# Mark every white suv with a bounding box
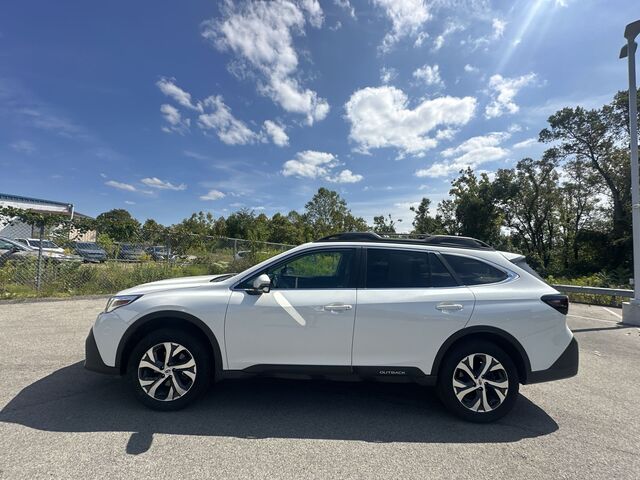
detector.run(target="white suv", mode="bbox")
[85,232,578,422]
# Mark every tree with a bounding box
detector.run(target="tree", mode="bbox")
[410,198,444,234]
[372,214,397,234]
[95,209,140,242]
[304,188,367,238]
[539,91,639,266]
[141,219,167,245]
[454,169,502,243]
[493,156,561,272]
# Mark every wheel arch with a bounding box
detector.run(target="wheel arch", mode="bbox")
[115,310,223,380]
[432,326,532,384]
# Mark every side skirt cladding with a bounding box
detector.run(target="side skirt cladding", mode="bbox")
[223,364,436,385]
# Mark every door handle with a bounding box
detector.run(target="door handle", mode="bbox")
[324,303,353,312]
[436,303,464,312]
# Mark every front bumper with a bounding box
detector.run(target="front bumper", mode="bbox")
[526,337,579,384]
[85,328,120,375]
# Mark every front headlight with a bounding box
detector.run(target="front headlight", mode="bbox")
[105,295,142,313]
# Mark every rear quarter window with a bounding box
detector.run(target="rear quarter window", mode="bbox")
[442,254,508,286]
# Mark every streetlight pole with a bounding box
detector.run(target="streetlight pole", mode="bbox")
[621,20,640,325]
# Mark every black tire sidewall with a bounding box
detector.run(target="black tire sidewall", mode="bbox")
[437,340,519,423]
[126,328,212,411]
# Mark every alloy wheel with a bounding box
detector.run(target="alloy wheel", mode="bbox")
[452,353,509,413]
[137,342,197,401]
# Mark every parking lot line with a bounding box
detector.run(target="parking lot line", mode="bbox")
[602,307,622,319]
[567,313,620,324]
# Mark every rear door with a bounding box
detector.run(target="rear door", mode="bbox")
[352,247,475,377]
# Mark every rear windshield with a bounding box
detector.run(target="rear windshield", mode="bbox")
[441,254,508,285]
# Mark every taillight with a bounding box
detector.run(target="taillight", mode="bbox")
[541,294,569,315]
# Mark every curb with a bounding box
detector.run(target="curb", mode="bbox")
[0,294,110,305]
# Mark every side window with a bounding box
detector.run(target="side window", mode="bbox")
[241,249,355,290]
[365,249,457,288]
[442,254,508,285]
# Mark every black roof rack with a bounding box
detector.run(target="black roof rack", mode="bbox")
[315,232,494,250]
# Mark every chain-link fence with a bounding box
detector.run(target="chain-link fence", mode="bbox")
[0,221,294,299]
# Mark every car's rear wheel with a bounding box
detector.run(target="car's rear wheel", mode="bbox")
[127,328,211,410]
[436,340,519,422]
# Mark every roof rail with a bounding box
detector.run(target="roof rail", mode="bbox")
[314,231,494,250]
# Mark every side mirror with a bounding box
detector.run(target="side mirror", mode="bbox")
[251,274,271,294]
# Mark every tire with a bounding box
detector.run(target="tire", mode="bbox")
[436,340,519,423]
[126,328,212,411]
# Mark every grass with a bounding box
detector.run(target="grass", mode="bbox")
[0,249,281,299]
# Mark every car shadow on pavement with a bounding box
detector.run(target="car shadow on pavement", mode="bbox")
[1,362,559,454]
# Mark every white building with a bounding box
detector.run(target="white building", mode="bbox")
[0,192,96,241]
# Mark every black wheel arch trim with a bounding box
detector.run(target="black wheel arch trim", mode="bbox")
[431,325,533,383]
[115,310,224,380]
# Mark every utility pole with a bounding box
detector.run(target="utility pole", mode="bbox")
[620,20,640,325]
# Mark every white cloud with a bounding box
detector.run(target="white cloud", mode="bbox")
[329,20,342,31]
[413,64,444,87]
[160,104,190,134]
[380,66,397,84]
[464,64,479,73]
[200,189,226,201]
[156,77,201,111]
[281,150,363,182]
[10,140,36,154]
[105,180,137,192]
[513,137,538,149]
[344,86,476,157]
[372,0,431,52]
[157,80,286,146]
[141,177,187,191]
[432,22,464,51]
[415,132,510,178]
[299,0,324,27]
[485,73,536,118]
[492,18,506,39]
[327,169,363,183]
[198,95,259,145]
[203,0,329,125]
[124,201,136,205]
[262,120,289,146]
[334,0,355,18]
[282,150,338,178]
[414,31,429,47]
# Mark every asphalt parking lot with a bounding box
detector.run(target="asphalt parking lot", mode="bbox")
[0,298,639,479]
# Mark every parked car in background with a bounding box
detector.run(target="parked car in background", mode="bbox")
[115,243,145,262]
[0,236,82,265]
[145,245,175,262]
[15,238,65,254]
[71,242,107,263]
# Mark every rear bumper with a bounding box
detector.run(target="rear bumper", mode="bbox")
[526,337,579,384]
[85,329,120,375]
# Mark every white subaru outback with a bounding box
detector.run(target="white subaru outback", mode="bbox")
[85,232,578,422]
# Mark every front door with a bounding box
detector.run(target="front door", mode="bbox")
[225,248,358,370]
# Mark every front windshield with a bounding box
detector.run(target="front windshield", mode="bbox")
[31,240,58,249]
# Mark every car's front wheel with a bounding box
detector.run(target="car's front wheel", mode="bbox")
[127,328,212,410]
[436,340,519,423]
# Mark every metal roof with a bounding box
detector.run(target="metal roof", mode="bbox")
[0,192,72,208]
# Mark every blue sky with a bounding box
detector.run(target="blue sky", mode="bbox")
[0,0,636,230]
